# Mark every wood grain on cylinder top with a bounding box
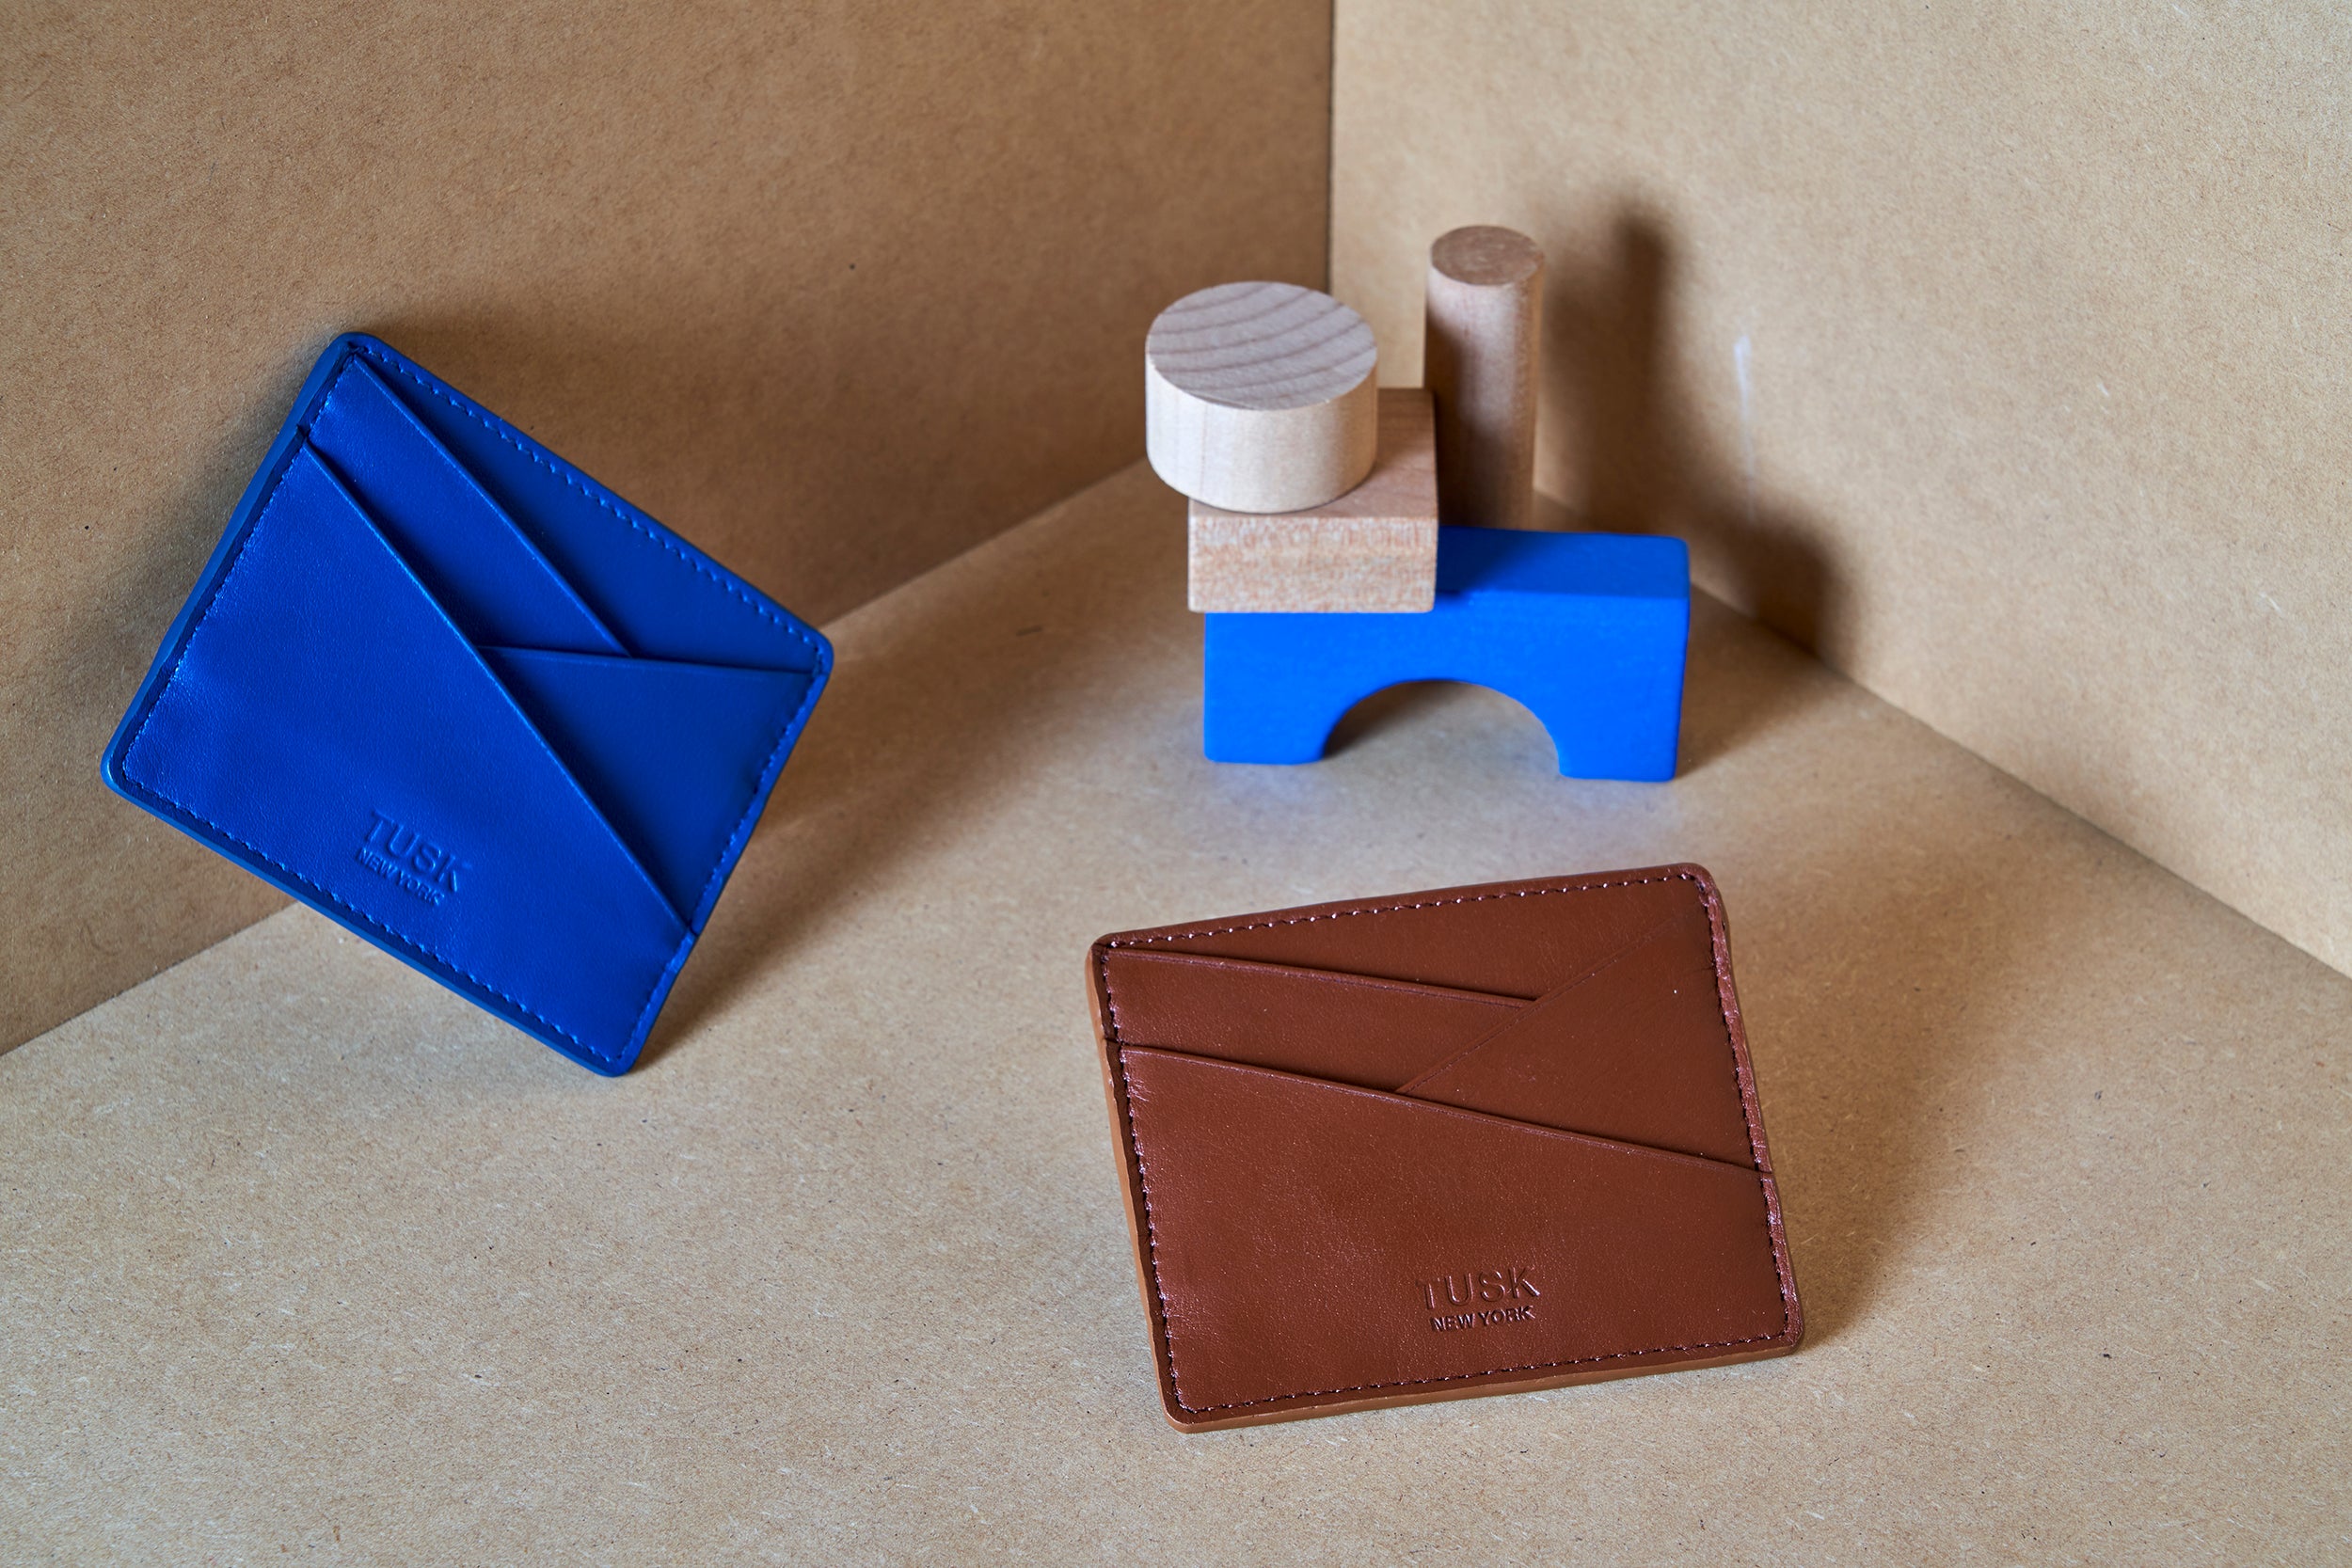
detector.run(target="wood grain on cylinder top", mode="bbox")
[1148,282,1377,409]
[1146,281,1379,514]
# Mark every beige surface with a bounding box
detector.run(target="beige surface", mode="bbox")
[0,0,1330,1051]
[1186,388,1437,612]
[1331,2,2352,980]
[7,465,2346,1562]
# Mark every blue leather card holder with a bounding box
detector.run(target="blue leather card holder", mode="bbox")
[103,334,832,1074]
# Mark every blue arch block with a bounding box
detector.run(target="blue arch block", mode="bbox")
[1202,527,1690,780]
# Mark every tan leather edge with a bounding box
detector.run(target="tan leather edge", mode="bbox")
[1088,938,1193,1429]
[1156,1326,1803,1433]
[1687,863,1807,1354]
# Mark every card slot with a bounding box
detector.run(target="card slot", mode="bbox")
[1107,947,1536,1006]
[1124,869,1708,1000]
[1114,1044,1791,1418]
[1119,1044,1759,1178]
[477,645,818,925]
[1103,947,1527,1088]
[479,645,821,679]
[296,445,691,927]
[358,341,822,672]
[1394,906,1692,1095]
[1400,896,1757,1166]
[308,403,816,925]
[308,356,625,654]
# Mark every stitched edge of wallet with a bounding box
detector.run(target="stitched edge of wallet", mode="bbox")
[1096,868,1799,1417]
[115,341,828,1070]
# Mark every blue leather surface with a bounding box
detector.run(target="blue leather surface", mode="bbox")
[1202,528,1688,780]
[103,335,832,1073]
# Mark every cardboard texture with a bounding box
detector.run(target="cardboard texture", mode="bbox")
[5,467,2345,1561]
[1331,2,2352,980]
[0,0,1330,1052]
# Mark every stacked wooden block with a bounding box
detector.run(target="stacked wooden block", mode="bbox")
[1146,230,1692,782]
[1149,281,1433,613]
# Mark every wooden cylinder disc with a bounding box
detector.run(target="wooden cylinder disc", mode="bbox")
[1146,281,1379,514]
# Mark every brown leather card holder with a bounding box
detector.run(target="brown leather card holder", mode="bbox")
[1087,864,1802,1431]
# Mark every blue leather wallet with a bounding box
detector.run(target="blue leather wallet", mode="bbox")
[103,334,832,1074]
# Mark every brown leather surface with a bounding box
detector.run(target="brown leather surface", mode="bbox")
[1089,864,1802,1430]
[1399,893,1757,1164]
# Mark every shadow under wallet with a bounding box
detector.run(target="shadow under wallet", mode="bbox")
[1089,864,1802,1430]
[104,335,832,1074]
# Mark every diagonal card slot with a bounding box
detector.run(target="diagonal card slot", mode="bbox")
[1397,898,1756,1165]
[288,441,682,926]
[358,345,819,671]
[479,647,816,927]
[1123,870,1706,998]
[287,445,687,925]
[308,355,624,654]
[1115,1046,1790,1419]
[115,444,688,1059]
[1393,907,1690,1092]
[1102,947,1524,1088]
[1121,1043,1755,1174]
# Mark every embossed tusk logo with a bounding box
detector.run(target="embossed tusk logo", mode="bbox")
[1422,1266,1540,1332]
[355,810,471,907]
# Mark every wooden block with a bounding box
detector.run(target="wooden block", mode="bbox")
[1147,281,1378,514]
[1203,528,1690,781]
[1425,227,1544,531]
[1186,388,1438,613]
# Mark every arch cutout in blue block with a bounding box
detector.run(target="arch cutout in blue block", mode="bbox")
[1202,527,1689,781]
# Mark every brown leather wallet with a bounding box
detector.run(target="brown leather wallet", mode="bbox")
[1087,864,1802,1431]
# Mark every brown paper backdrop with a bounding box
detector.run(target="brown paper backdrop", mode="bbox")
[1332,2,2352,978]
[0,0,1330,1050]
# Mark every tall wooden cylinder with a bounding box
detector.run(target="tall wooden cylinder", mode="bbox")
[1424,226,1544,531]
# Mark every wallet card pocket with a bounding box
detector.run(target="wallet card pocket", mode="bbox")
[307,355,623,654]
[1396,895,1758,1163]
[1101,948,1525,1088]
[1119,1047,1790,1419]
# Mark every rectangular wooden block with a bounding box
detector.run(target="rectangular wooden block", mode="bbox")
[1187,388,1438,612]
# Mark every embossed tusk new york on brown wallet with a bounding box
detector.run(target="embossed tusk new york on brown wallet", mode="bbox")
[1087,864,1802,1431]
